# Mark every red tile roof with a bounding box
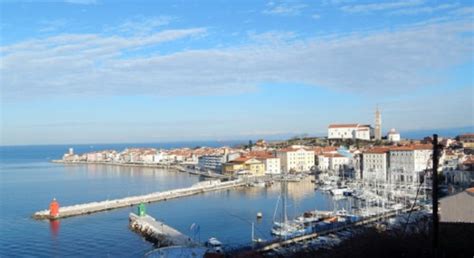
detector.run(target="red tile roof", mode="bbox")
[322,153,345,158]
[312,146,338,155]
[328,124,359,128]
[390,144,432,151]
[278,147,308,152]
[364,147,390,154]
[247,151,273,158]
[230,157,251,163]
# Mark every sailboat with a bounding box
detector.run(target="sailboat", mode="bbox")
[271,180,306,238]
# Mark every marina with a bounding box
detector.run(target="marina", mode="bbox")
[258,205,424,253]
[2,141,464,257]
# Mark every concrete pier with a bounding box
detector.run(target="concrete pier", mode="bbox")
[129,213,197,247]
[33,180,245,220]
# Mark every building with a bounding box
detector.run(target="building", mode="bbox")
[362,147,390,183]
[198,152,239,172]
[458,133,474,149]
[387,128,401,143]
[389,145,432,185]
[444,169,474,186]
[440,188,474,223]
[246,151,281,175]
[260,157,281,174]
[374,106,382,141]
[276,147,315,173]
[318,153,349,172]
[198,155,227,172]
[328,124,372,141]
[222,157,265,177]
[460,155,474,171]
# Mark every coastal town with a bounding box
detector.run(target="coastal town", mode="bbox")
[49,108,474,257]
[59,108,474,189]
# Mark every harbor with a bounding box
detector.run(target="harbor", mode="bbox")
[4,135,470,257]
[32,158,436,257]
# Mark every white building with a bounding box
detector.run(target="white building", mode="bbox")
[387,128,401,142]
[259,157,281,174]
[362,148,390,183]
[328,124,373,141]
[318,155,330,171]
[389,145,432,185]
[154,151,170,163]
[318,153,349,172]
[276,147,315,173]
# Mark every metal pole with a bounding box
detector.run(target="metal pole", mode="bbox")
[432,134,439,258]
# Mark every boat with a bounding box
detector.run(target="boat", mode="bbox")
[251,181,266,187]
[271,180,308,238]
[319,185,333,191]
[205,237,223,253]
[294,211,323,224]
[343,189,353,196]
[324,216,338,223]
[335,208,348,216]
[330,188,348,196]
[271,221,306,237]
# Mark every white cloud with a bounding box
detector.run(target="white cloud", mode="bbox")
[1,20,472,101]
[263,2,307,16]
[111,16,175,35]
[311,14,321,19]
[38,19,69,33]
[247,31,297,44]
[341,0,425,13]
[451,6,474,16]
[390,3,459,15]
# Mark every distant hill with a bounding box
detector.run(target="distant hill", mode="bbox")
[400,126,474,139]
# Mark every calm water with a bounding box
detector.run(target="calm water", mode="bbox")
[0,143,340,257]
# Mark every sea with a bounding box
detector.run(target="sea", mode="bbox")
[0,142,345,257]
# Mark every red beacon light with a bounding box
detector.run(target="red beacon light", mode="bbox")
[49,198,60,219]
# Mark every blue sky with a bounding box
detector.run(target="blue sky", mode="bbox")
[1,0,473,145]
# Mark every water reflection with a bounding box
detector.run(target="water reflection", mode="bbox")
[239,177,317,202]
[49,219,60,237]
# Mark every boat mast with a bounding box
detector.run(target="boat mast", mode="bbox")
[251,222,255,242]
[281,180,288,225]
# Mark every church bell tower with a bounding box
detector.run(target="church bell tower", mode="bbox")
[375,105,382,140]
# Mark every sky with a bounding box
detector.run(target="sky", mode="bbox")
[0,0,473,145]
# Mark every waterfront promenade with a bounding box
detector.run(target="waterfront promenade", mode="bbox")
[33,180,245,220]
[52,160,228,179]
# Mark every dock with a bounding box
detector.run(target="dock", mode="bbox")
[33,180,245,220]
[129,213,197,247]
[258,206,423,253]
